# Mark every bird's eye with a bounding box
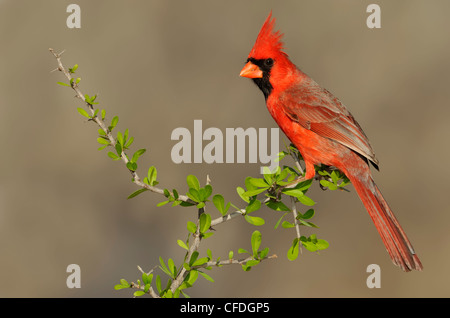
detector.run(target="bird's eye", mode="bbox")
[264,58,274,67]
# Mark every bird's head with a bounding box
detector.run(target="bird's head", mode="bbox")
[240,12,297,99]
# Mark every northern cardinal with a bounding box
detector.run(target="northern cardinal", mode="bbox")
[240,12,422,272]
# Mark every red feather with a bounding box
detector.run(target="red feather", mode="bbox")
[248,11,285,59]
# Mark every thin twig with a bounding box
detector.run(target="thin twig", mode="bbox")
[170,208,204,293]
[210,210,245,227]
[49,48,194,204]
[291,150,304,175]
[291,197,303,254]
[192,254,278,270]
[49,48,279,298]
[131,281,160,298]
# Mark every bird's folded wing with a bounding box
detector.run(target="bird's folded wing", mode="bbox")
[279,85,379,167]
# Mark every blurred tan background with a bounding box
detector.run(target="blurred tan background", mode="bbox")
[0,0,449,298]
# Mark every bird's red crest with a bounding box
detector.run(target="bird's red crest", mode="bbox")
[248,11,285,59]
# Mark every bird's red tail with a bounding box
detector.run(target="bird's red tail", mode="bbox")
[349,176,423,272]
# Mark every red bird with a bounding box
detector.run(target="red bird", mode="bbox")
[240,12,422,272]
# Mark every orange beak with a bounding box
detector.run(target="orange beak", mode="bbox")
[239,61,263,78]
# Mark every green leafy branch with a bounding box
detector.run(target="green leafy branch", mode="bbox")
[50,48,352,298]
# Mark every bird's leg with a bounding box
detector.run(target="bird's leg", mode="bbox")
[283,176,306,189]
[274,175,306,200]
[273,161,315,200]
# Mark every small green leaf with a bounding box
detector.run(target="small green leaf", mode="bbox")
[157,200,169,207]
[244,215,265,226]
[316,239,330,250]
[301,209,315,220]
[162,289,173,298]
[282,188,304,198]
[246,198,261,214]
[185,270,199,286]
[155,275,162,294]
[168,258,176,277]
[245,259,260,267]
[199,271,214,283]
[276,151,287,162]
[115,142,122,156]
[287,238,300,261]
[117,131,124,147]
[159,257,173,278]
[172,200,182,206]
[97,137,110,145]
[266,200,290,212]
[199,213,211,234]
[236,186,249,203]
[177,239,188,251]
[248,177,269,188]
[330,170,339,184]
[276,168,289,182]
[109,116,119,131]
[69,64,78,73]
[77,107,90,119]
[282,221,295,228]
[297,194,316,206]
[126,162,138,171]
[187,221,197,234]
[127,188,148,199]
[274,212,289,229]
[186,175,200,191]
[107,152,120,160]
[298,220,319,228]
[202,232,214,239]
[244,176,258,191]
[251,230,262,258]
[132,149,146,163]
[119,279,130,288]
[243,187,268,197]
[189,251,199,267]
[142,273,153,285]
[263,169,275,185]
[192,257,209,267]
[196,202,205,209]
[301,240,318,252]
[212,194,226,216]
[125,136,134,148]
[114,284,129,290]
[187,188,200,203]
[259,247,269,259]
[134,291,145,297]
[290,180,313,192]
[203,185,213,200]
[147,166,158,186]
[238,248,249,254]
[123,128,129,144]
[320,179,338,190]
[57,81,70,87]
[300,235,328,252]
